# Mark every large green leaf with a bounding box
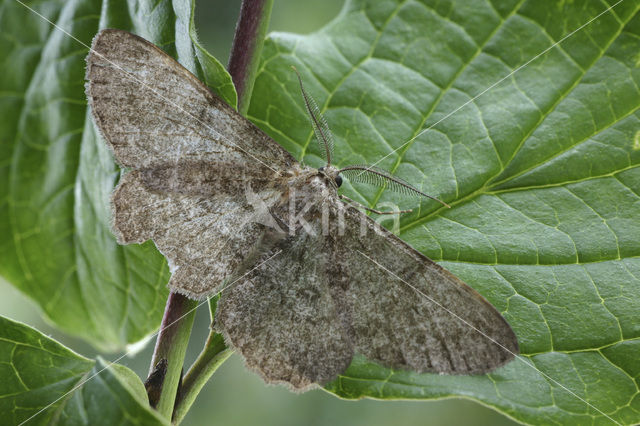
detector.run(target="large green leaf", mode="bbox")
[0,315,168,425]
[247,0,640,424]
[2,0,639,423]
[0,0,235,351]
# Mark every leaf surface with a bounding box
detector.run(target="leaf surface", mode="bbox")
[0,0,235,350]
[247,0,640,423]
[0,315,168,425]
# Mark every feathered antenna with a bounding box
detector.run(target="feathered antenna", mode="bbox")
[292,66,334,166]
[339,165,451,208]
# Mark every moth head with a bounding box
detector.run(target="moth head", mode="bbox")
[318,166,342,189]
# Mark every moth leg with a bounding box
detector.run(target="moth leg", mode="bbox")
[339,194,412,215]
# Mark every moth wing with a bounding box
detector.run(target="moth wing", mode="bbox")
[112,170,282,299]
[86,29,295,171]
[215,223,354,391]
[333,205,519,374]
[87,29,298,297]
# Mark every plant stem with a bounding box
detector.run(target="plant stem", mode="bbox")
[147,292,197,420]
[228,0,274,115]
[172,323,232,424]
[169,2,274,422]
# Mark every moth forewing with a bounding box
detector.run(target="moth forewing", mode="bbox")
[86,29,293,299]
[85,29,296,172]
[338,206,519,375]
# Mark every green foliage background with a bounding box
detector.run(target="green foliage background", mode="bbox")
[248,1,640,423]
[1,0,639,424]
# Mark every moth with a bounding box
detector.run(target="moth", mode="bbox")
[86,29,519,391]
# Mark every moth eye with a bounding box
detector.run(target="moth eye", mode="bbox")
[318,166,325,172]
[335,175,343,187]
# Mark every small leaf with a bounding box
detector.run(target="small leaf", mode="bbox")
[248,0,640,423]
[0,0,235,350]
[0,315,168,425]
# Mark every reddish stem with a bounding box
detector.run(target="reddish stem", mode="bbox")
[227,0,273,114]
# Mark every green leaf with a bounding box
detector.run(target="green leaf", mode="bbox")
[247,0,640,423]
[0,315,168,425]
[0,0,235,350]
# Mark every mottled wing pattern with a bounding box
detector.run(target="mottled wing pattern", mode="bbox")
[86,29,295,171]
[112,171,283,298]
[85,29,295,298]
[217,181,517,388]
[332,206,519,374]
[216,222,354,391]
